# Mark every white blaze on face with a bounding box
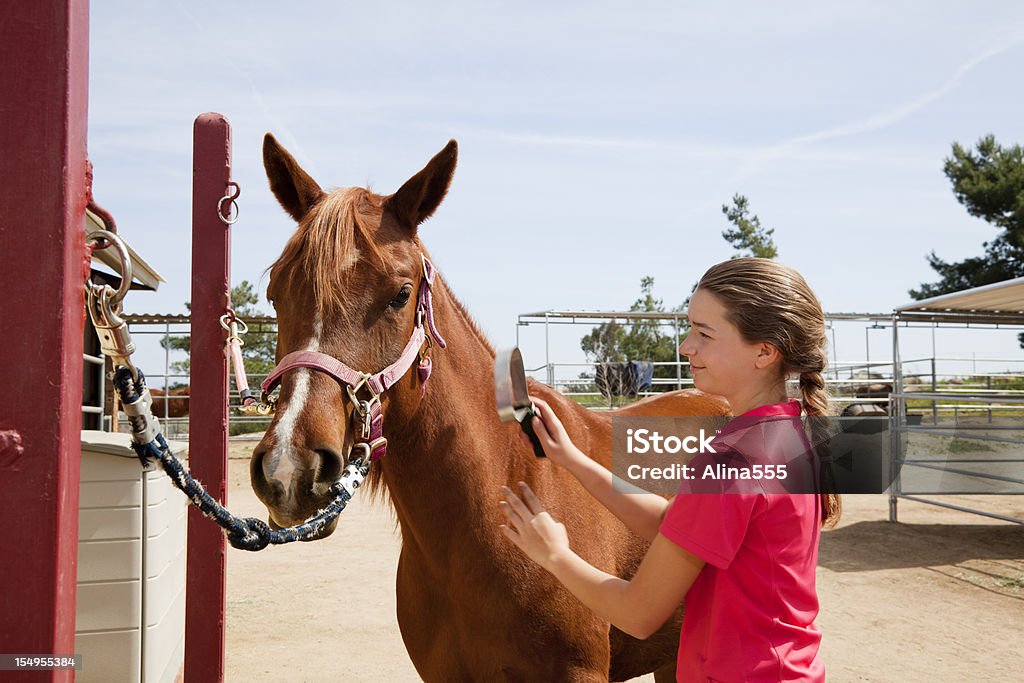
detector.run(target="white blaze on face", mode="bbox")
[267,317,323,487]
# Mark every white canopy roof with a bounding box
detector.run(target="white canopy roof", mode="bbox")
[895,276,1024,324]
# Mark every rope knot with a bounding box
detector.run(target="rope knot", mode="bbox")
[228,517,273,551]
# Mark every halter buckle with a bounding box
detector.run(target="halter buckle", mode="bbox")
[419,333,433,362]
[256,389,279,415]
[345,373,380,410]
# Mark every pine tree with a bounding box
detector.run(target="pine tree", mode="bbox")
[721,194,778,259]
[911,135,1024,299]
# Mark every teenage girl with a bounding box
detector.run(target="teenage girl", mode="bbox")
[498,258,838,682]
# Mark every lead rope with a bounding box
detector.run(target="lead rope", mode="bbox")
[87,228,369,551]
[116,366,368,551]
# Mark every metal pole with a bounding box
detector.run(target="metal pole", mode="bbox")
[831,325,838,382]
[889,315,901,523]
[545,312,553,386]
[0,2,89,677]
[987,374,993,423]
[186,113,232,683]
[164,321,171,422]
[674,316,681,390]
[865,326,870,373]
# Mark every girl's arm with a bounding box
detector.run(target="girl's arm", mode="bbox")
[500,482,704,640]
[529,397,670,542]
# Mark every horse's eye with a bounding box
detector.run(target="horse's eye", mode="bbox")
[389,284,413,309]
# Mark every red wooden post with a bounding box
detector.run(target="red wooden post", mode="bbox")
[0,1,90,680]
[187,113,232,683]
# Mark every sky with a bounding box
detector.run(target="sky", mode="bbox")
[87,1,1024,381]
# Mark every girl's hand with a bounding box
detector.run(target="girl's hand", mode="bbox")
[499,482,570,572]
[523,397,586,470]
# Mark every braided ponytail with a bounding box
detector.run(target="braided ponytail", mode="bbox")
[799,364,841,527]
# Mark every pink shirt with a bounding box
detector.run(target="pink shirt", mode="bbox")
[658,399,825,682]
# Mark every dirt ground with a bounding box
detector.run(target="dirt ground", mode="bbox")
[223,438,1024,682]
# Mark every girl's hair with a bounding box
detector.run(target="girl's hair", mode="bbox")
[695,257,841,528]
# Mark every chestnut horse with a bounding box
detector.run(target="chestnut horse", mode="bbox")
[148,387,189,418]
[250,134,730,682]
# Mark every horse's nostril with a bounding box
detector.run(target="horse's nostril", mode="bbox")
[314,447,343,483]
[252,443,276,482]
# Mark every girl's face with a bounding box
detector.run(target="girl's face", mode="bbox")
[679,288,776,400]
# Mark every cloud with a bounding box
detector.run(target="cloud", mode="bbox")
[436,124,752,165]
[731,32,1024,183]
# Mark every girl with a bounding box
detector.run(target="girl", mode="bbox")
[499,258,837,682]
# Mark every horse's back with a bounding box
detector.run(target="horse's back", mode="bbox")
[612,389,731,417]
[525,385,729,431]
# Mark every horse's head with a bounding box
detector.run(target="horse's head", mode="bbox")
[250,134,457,536]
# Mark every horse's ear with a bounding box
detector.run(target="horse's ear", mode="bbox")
[386,140,458,230]
[262,133,325,222]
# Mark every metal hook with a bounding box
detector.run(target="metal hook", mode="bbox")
[86,229,134,305]
[219,311,249,337]
[218,181,241,225]
[86,279,138,380]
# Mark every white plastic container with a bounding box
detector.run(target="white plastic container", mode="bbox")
[76,430,187,683]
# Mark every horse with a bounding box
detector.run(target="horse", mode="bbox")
[147,386,190,418]
[250,134,731,682]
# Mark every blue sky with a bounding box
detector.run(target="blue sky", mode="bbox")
[88,1,1024,377]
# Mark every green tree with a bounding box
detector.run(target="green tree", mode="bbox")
[721,194,778,259]
[580,320,626,364]
[621,276,685,367]
[911,135,1024,299]
[161,280,277,380]
[679,193,779,310]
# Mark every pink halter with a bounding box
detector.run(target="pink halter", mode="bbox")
[260,256,446,461]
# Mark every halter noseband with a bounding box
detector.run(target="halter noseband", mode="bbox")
[259,255,446,462]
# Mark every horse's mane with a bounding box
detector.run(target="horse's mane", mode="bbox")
[269,187,388,316]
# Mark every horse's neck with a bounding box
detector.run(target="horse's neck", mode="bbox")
[380,282,511,562]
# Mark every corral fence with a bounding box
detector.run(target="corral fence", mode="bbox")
[887,300,1024,525]
[108,314,279,438]
[105,308,1024,525]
